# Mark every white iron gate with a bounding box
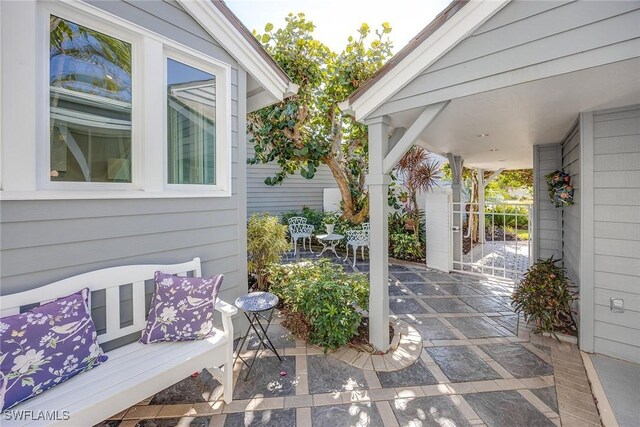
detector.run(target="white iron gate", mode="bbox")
[452,201,532,279]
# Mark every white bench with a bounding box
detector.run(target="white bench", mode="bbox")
[0,258,237,426]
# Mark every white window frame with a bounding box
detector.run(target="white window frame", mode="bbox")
[38,2,143,192]
[163,47,232,196]
[0,0,233,200]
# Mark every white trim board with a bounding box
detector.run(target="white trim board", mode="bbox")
[581,352,619,427]
[177,0,296,107]
[342,0,509,121]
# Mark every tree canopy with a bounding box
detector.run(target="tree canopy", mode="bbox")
[247,13,393,223]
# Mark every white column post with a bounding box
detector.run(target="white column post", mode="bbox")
[366,116,392,352]
[478,168,485,244]
[447,154,464,269]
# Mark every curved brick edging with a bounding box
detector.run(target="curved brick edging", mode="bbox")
[329,319,422,372]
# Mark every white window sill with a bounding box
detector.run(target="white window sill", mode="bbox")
[0,190,232,200]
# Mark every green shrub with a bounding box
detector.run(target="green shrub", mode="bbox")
[485,205,530,229]
[281,207,358,244]
[390,233,424,261]
[281,207,325,233]
[247,213,290,290]
[268,260,369,350]
[511,257,577,337]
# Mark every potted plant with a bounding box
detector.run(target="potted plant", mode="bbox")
[323,212,337,235]
[511,257,578,341]
[545,170,574,207]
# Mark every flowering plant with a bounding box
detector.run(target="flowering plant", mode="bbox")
[545,170,574,207]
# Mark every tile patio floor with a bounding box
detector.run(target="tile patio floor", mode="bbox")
[99,251,600,427]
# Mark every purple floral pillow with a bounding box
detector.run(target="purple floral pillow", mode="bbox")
[0,288,107,411]
[139,272,224,344]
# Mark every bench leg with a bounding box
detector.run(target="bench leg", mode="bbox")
[223,358,233,404]
[222,313,235,404]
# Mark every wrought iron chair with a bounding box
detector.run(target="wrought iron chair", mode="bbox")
[344,223,370,268]
[288,217,314,256]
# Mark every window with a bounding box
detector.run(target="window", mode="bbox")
[49,15,132,183]
[167,58,216,186]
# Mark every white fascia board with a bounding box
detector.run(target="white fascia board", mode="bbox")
[177,0,293,102]
[348,0,510,121]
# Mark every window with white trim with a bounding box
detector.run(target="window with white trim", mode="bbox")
[0,0,236,199]
[49,15,133,183]
[167,58,216,186]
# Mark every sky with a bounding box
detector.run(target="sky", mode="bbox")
[226,0,453,53]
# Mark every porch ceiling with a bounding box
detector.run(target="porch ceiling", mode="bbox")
[391,57,640,170]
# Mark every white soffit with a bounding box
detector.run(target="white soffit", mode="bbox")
[403,58,640,170]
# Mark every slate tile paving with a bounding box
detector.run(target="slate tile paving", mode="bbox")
[389,297,428,314]
[532,343,552,357]
[246,323,296,350]
[376,358,438,388]
[307,355,367,394]
[426,346,502,383]
[391,272,425,283]
[137,417,212,427]
[464,391,556,427]
[391,395,471,427]
[389,264,410,271]
[407,318,458,341]
[388,283,410,296]
[422,270,462,282]
[355,263,370,272]
[224,409,296,427]
[150,369,221,405]
[491,314,519,334]
[531,386,559,413]
[233,355,297,400]
[403,282,448,296]
[423,297,476,313]
[436,283,482,295]
[459,296,511,313]
[113,257,593,427]
[447,316,511,339]
[311,403,384,427]
[479,344,554,378]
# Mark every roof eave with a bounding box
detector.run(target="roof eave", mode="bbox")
[177,0,296,104]
[343,0,510,121]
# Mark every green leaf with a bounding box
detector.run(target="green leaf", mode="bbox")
[265,22,274,32]
[261,34,271,43]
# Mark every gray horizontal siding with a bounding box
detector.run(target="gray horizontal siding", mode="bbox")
[247,144,338,216]
[0,1,249,344]
[591,105,640,363]
[561,123,581,286]
[86,0,235,64]
[376,0,640,116]
[533,144,562,261]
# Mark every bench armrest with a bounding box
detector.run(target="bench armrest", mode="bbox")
[215,299,238,317]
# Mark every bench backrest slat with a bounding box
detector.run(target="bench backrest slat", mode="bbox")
[0,258,202,344]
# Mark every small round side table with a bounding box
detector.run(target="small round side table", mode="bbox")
[233,291,282,380]
[316,233,345,258]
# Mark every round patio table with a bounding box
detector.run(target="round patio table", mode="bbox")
[316,233,345,258]
[233,292,282,380]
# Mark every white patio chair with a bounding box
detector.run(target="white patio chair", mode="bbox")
[288,217,314,255]
[344,225,370,268]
